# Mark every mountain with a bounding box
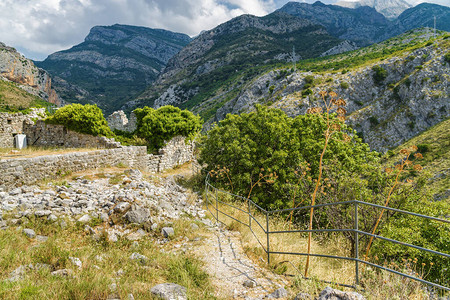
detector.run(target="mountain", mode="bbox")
[392,3,450,33]
[336,0,412,19]
[134,11,342,119]
[36,24,191,114]
[0,42,62,108]
[278,2,450,45]
[277,1,390,46]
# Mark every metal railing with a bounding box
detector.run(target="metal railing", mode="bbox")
[204,173,450,292]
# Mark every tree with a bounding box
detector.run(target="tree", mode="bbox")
[134,105,202,152]
[45,103,112,137]
[199,104,377,210]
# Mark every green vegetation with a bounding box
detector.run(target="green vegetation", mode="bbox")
[45,104,112,137]
[0,80,55,113]
[133,105,202,152]
[0,211,214,299]
[199,104,377,209]
[372,65,388,85]
[444,52,450,63]
[200,103,449,287]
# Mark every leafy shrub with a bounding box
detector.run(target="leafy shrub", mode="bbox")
[304,75,314,85]
[134,105,202,152]
[417,143,431,154]
[199,105,376,209]
[268,85,275,95]
[45,104,112,136]
[444,52,450,63]
[372,65,388,85]
[369,116,379,127]
[302,88,313,97]
[340,82,349,89]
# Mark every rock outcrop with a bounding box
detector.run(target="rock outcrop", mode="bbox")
[0,42,63,106]
[336,0,412,19]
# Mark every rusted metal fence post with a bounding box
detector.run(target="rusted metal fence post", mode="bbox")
[266,210,270,265]
[354,201,359,286]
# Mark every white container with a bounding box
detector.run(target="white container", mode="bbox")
[15,134,27,149]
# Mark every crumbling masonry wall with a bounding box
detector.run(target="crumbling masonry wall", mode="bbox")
[0,146,148,191]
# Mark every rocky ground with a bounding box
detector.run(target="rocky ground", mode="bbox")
[0,167,366,299]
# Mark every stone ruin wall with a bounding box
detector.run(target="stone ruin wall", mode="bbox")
[0,109,196,190]
[0,146,148,191]
[23,120,120,149]
[106,110,137,133]
[0,109,46,148]
[148,136,195,172]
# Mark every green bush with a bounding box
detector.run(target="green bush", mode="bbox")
[304,75,314,85]
[134,105,202,152]
[340,82,349,89]
[199,105,376,209]
[417,143,431,154]
[45,104,112,136]
[444,52,450,63]
[372,65,388,85]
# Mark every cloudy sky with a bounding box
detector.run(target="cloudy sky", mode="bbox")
[0,0,447,61]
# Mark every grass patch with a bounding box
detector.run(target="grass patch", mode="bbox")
[0,216,215,299]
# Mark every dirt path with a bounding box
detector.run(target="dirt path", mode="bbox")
[191,221,289,299]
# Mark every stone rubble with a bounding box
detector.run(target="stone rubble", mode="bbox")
[0,169,206,233]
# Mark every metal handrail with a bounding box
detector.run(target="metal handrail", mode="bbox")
[204,173,450,292]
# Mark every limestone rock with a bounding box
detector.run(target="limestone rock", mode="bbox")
[161,227,174,238]
[125,206,151,224]
[130,252,148,264]
[23,228,36,238]
[150,283,187,300]
[267,287,288,298]
[317,286,366,300]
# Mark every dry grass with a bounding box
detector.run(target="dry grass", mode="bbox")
[0,185,215,299]
[204,187,439,299]
[204,189,355,288]
[0,147,100,160]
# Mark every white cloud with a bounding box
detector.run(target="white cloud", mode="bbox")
[0,0,447,60]
[0,0,276,60]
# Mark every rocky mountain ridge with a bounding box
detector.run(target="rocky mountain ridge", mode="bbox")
[128,1,449,121]
[0,42,62,106]
[134,11,342,118]
[336,0,412,19]
[36,24,191,114]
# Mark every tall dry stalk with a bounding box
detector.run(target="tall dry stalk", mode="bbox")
[304,91,347,277]
[363,146,423,263]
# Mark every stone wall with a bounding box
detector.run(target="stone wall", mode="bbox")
[0,146,148,191]
[0,109,46,148]
[147,136,195,172]
[23,120,121,149]
[107,110,137,133]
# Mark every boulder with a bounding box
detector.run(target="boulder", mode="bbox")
[161,227,175,238]
[125,206,151,224]
[23,228,36,238]
[317,287,365,300]
[150,283,187,300]
[267,287,288,298]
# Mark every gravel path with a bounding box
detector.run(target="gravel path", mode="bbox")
[192,222,289,299]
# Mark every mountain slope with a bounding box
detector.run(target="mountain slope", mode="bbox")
[336,0,412,19]
[134,11,342,119]
[213,29,449,152]
[0,42,61,107]
[36,24,191,114]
